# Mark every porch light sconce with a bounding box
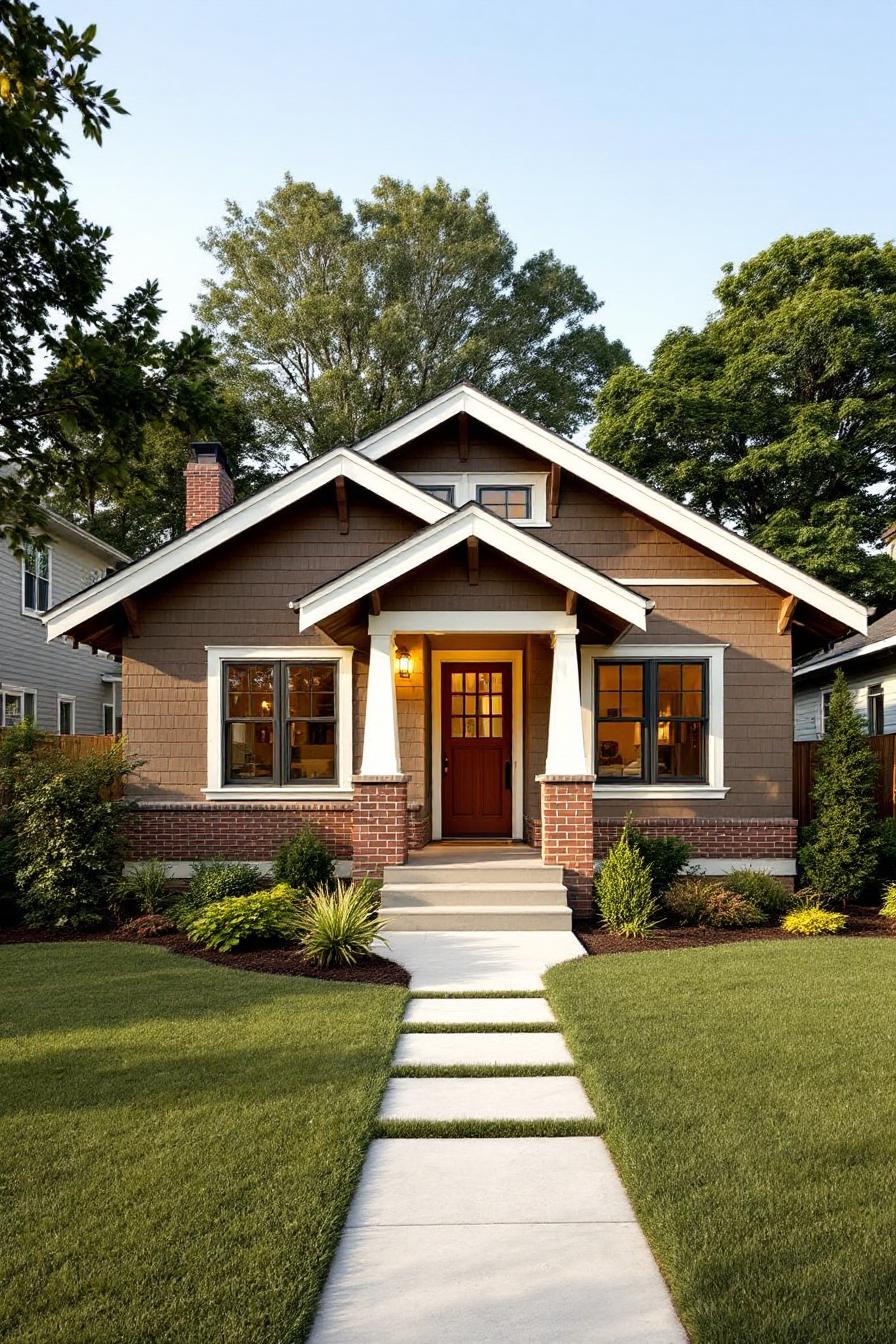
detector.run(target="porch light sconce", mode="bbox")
[396,646,412,679]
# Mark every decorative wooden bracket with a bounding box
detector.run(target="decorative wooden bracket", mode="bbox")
[457,411,470,462]
[121,597,140,638]
[466,536,480,585]
[369,588,382,616]
[565,589,578,616]
[777,594,798,635]
[335,475,349,535]
[549,463,561,518]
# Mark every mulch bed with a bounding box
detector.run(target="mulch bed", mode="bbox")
[575,903,893,956]
[0,924,410,985]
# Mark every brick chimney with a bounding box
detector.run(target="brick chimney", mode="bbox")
[185,442,234,530]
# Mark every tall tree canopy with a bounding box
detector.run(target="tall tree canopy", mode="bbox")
[589,231,896,603]
[198,175,630,457]
[0,2,220,547]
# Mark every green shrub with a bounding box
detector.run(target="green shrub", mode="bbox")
[170,860,265,930]
[596,828,658,937]
[185,884,302,952]
[115,858,170,919]
[723,868,793,917]
[273,826,335,891]
[627,827,692,897]
[880,884,896,920]
[296,879,385,966]
[10,739,135,929]
[800,670,880,905]
[664,876,766,928]
[781,905,847,936]
[877,818,896,881]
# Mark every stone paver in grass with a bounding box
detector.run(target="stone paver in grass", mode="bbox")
[379,1074,595,1122]
[403,996,556,1025]
[393,1029,573,1068]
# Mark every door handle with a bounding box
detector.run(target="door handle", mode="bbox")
[504,760,512,790]
[443,755,448,776]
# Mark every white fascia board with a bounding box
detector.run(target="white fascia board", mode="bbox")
[356,384,868,636]
[792,633,896,678]
[296,505,652,633]
[41,448,453,642]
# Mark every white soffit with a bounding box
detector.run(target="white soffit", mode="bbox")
[41,448,453,642]
[294,504,652,632]
[355,385,868,635]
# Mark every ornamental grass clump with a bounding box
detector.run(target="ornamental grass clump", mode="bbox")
[799,670,880,905]
[185,884,302,952]
[296,879,385,966]
[596,827,658,937]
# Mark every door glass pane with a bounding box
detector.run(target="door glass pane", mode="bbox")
[288,721,336,780]
[597,722,642,778]
[464,717,477,737]
[464,672,476,692]
[492,672,503,691]
[451,695,463,714]
[451,716,463,737]
[227,721,274,779]
[451,673,462,692]
[491,716,502,738]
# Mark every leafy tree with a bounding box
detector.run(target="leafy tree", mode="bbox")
[589,231,896,602]
[0,3,218,546]
[800,670,880,904]
[198,174,629,458]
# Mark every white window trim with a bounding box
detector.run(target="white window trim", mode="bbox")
[21,542,52,618]
[203,645,355,801]
[403,472,550,526]
[57,694,76,735]
[820,688,832,738]
[1,685,38,726]
[580,642,729,799]
[430,649,524,841]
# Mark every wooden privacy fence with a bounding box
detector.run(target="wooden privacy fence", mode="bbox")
[0,730,116,759]
[793,734,896,828]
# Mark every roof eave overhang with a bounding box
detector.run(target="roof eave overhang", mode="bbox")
[294,504,652,634]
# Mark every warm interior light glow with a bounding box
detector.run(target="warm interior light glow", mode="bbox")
[396,646,412,679]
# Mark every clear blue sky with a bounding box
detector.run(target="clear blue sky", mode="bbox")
[62,0,896,367]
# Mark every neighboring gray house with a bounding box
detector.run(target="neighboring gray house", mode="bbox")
[1,511,128,734]
[793,608,896,740]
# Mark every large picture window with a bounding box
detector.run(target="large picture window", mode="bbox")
[224,660,337,785]
[594,658,708,784]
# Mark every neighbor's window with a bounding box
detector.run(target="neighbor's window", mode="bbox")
[22,543,50,613]
[595,659,707,783]
[821,690,832,736]
[868,683,884,736]
[476,485,532,520]
[58,697,75,735]
[224,660,337,785]
[1,689,36,727]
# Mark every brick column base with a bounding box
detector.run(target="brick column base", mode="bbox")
[351,775,409,879]
[537,774,595,919]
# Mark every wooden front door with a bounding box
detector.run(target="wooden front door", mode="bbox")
[441,663,512,837]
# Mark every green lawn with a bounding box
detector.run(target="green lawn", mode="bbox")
[546,939,896,1344]
[0,943,405,1344]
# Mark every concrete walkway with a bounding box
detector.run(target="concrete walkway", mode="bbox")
[308,945,686,1344]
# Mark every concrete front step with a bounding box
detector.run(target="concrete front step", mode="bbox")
[381,882,570,908]
[379,1075,595,1122]
[384,862,563,887]
[403,997,557,1025]
[379,904,573,932]
[394,1031,573,1068]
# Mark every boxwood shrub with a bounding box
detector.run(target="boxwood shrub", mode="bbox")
[185,883,302,952]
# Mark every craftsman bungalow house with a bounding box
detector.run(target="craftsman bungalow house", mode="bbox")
[43,386,867,918]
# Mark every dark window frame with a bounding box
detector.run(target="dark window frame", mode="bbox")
[22,542,50,613]
[868,683,885,736]
[223,659,339,786]
[423,484,456,504]
[594,658,709,785]
[475,484,533,520]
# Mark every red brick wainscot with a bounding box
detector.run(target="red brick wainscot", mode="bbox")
[594,817,798,863]
[407,803,432,851]
[125,801,353,862]
[352,774,409,879]
[537,774,596,919]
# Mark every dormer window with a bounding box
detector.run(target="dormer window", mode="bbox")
[22,543,50,614]
[405,472,547,526]
[476,485,532,520]
[422,485,456,505]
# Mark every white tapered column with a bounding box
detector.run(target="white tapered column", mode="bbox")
[544,631,589,775]
[360,633,401,775]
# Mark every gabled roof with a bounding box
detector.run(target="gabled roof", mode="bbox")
[352,383,869,636]
[42,507,130,566]
[793,606,896,679]
[293,503,653,633]
[42,447,452,642]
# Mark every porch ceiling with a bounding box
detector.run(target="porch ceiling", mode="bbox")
[292,503,653,636]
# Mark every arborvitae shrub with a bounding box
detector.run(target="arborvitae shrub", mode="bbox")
[596,826,657,937]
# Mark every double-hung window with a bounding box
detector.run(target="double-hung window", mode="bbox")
[867,684,884,736]
[595,658,708,783]
[22,543,50,614]
[1,688,36,726]
[224,660,338,785]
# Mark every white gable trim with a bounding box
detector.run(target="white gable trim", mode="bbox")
[42,449,453,642]
[356,385,868,636]
[294,505,652,633]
